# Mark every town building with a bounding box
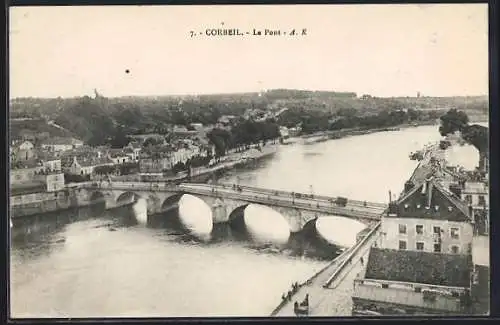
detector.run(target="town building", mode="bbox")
[10,164,44,185]
[108,149,133,164]
[380,178,474,255]
[123,142,142,161]
[36,151,63,172]
[352,177,475,315]
[40,137,84,152]
[11,140,36,162]
[10,163,66,215]
[171,145,201,165]
[139,157,174,174]
[462,181,488,210]
[67,156,114,176]
[461,181,489,235]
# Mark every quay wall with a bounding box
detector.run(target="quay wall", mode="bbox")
[10,187,103,219]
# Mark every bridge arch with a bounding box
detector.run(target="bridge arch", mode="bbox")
[116,191,142,205]
[227,203,250,233]
[160,192,187,212]
[302,217,319,233]
[228,203,295,234]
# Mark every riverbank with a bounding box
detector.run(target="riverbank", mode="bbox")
[112,143,279,183]
[299,120,438,144]
[10,143,279,224]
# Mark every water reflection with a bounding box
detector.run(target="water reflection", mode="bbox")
[316,216,366,247]
[243,204,290,245]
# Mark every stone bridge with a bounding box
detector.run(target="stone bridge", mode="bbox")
[70,181,387,232]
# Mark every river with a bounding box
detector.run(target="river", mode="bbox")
[10,123,485,318]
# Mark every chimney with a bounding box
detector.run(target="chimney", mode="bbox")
[426,179,433,208]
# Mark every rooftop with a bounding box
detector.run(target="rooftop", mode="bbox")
[75,157,114,167]
[392,177,470,222]
[11,159,42,169]
[42,137,83,145]
[364,247,472,288]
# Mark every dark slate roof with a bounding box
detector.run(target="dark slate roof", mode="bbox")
[77,157,114,167]
[390,177,470,222]
[409,162,434,185]
[364,247,472,288]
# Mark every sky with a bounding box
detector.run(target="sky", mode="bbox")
[9,4,488,98]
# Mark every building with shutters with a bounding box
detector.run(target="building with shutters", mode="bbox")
[352,177,475,315]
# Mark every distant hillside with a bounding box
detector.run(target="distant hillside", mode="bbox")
[9,89,489,145]
[10,118,76,141]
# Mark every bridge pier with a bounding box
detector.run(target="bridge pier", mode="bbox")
[211,198,229,223]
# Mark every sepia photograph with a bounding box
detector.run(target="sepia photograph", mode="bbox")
[8,4,489,318]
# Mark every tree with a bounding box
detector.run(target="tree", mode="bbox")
[109,128,130,148]
[207,128,231,156]
[94,165,116,175]
[143,137,163,148]
[462,124,488,154]
[439,109,469,136]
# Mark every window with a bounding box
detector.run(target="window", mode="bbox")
[416,225,423,234]
[399,240,407,250]
[465,195,472,204]
[451,246,460,254]
[434,243,441,253]
[399,224,407,234]
[382,284,389,289]
[450,227,460,239]
[433,226,441,234]
[416,242,424,251]
[478,195,486,206]
[15,174,22,180]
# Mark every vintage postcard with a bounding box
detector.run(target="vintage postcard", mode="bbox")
[9,4,489,318]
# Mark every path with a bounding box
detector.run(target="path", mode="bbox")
[273,227,380,317]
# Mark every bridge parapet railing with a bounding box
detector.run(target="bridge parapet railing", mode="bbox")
[186,183,387,208]
[80,181,179,192]
[175,187,382,220]
[323,221,382,288]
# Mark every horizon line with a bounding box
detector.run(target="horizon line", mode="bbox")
[9,89,489,101]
